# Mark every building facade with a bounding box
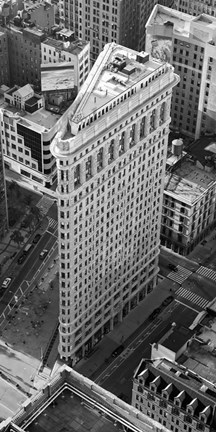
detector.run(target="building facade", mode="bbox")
[0,27,10,87]
[51,42,179,363]
[146,5,216,139]
[0,84,63,188]
[58,0,174,63]
[132,357,216,432]
[7,24,46,87]
[41,36,90,90]
[174,0,216,16]
[161,138,216,255]
[0,132,8,240]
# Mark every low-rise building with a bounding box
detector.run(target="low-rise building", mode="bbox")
[0,83,66,189]
[161,137,216,255]
[41,35,90,91]
[146,5,216,139]
[132,311,216,432]
[1,364,171,432]
[132,356,216,432]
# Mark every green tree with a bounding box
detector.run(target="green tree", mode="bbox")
[30,205,43,225]
[23,193,33,208]
[10,230,24,247]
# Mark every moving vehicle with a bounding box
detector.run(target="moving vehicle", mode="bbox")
[162,296,174,307]
[2,277,12,289]
[39,249,48,260]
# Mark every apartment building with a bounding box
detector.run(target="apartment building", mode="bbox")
[51,42,179,363]
[132,357,216,432]
[7,23,46,87]
[0,132,8,240]
[41,35,90,90]
[161,137,216,255]
[58,0,174,63]
[0,27,10,87]
[146,5,216,139]
[0,84,64,188]
[174,0,216,16]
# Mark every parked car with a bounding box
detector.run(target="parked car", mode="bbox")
[162,296,174,307]
[149,307,161,321]
[23,243,34,255]
[17,254,27,265]
[39,249,48,260]
[168,263,178,272]
[33,233,41,244]
[2,277,12,289]
[111,345,124,357]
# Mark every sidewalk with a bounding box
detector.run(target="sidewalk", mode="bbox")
[188,226,216,266]
[71,277,177,379]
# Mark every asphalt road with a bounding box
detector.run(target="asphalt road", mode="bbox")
[95,301,198,401]
[0,231,57,313]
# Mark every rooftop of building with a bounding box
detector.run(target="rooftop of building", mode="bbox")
[0,89,61,132]
[7,22,45,38]
[72,44,166,122]
[134,356,216,423]
[43,36,88,55]
[146,4,216,39]
[157,325,194,352]
[23,0,53,11]
[165,136,216,204]
[179,314,216,385]
[3,365,159,432]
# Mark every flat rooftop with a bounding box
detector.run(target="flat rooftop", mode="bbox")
[27,388,121,432]
[158,325,193,352]
[0,94,61,132]
[67,43,168,133]
[165,160,216,204]
[43,36,87,55]
[147,5,216,38]
[180,315,216,384]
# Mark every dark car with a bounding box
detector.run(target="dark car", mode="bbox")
[162,296,174,307]
[111,345,124,357]
[18,254,27,265]
[168,263,178,272]
[149,307,161,321]
[33,233,41,244]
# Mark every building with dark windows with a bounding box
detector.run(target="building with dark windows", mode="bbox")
[0,131,8,240]
[174,0,216,17]
[146,4,216,139]
[58,0,175,63]
[7,24,46,88]
[51,42,179,363]
[0,83,68,189]
[132,357,216,432]
[161,137,216,255]
[0,26,10,86]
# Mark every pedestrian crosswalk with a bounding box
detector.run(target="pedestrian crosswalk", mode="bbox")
[47,217,58,230]
[36,195,54,216]
[168,265,192,285]
[176,286,209,309]
[196,266,216,282]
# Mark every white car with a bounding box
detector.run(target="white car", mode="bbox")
[2,277,12,289]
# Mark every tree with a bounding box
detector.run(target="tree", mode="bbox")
[22,213,36,233]
[23,193,33,208]
[7,181,21,202]
[10,230,24,247]
[30,205,43,224]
